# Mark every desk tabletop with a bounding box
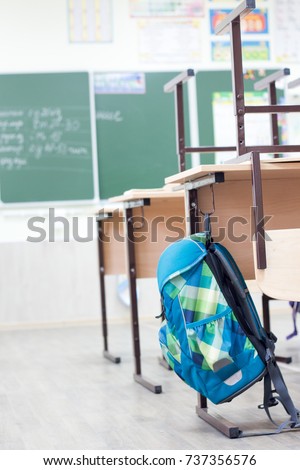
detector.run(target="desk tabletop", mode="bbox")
[109,184,184,203]
[165,157,300,185]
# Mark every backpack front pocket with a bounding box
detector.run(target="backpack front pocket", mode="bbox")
[186,308,254,383]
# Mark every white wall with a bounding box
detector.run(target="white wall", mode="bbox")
[0,0,186,74]
[0,0,136,73]
[0,239,100,325]
[0,205,161,327]
[0,0,286,74]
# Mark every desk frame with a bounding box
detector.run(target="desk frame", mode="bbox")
[97,200,163,393]
[97,211,121,364]
[186,172,241,438]
[189,0,300,436]
[124,198,162,394]
[172,153,300,437]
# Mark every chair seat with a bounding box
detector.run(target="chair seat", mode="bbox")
[253,229,300,301]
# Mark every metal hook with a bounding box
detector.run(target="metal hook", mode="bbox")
[199,184,216,216]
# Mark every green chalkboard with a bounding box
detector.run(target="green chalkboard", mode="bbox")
[0,72,95,203]
[95,72,189,199]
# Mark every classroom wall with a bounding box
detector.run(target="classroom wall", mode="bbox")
[0,0,298,327]
[0,0,200,73]
[0,207,161,327]
[0,0,133,73]
[2,0,299,74]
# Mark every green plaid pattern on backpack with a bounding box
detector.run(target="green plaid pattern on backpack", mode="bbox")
[157,235,266,405]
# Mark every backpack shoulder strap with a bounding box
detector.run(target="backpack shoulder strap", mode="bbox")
[261,357,300,430]
[206,241,300,430]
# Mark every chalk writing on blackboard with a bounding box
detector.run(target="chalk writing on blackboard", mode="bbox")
[95,110,123,122]
[0,106,92,170]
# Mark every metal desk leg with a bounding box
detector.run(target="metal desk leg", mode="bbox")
[195,395,241,439]
[187,175,241,437]
[97,218,121,364]
[125,206,162,394]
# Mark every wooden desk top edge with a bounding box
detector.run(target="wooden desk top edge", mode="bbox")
[97,203,124,215]
[165,157,300,184]
[109,186,184,203]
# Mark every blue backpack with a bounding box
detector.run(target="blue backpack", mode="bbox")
[157,232,300,431]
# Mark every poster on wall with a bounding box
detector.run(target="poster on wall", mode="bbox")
[94,73,146,94]
[68,0,113,43]
[137,18,202,63]
[211,40,270,62]
[212,91,271,163]
[209,7,270,62]
[129,0,204,17]
[209,8,269,34]
[274,0,300,63]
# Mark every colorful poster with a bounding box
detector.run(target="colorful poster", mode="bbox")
[210,8,269,34]
[211,40,270,62]
[129,0,204,17]
[94,73,146,94]
[68,0,112,43]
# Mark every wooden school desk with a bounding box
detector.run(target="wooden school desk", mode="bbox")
[109,186,186,393]
[165,157,300,437]
[166,158,300,279]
